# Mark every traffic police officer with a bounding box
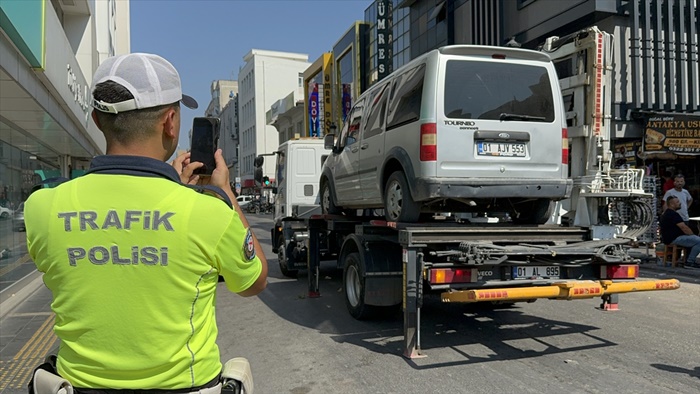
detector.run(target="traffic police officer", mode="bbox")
[25,53,268,392]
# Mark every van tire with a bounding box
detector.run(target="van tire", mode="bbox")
[343,252,377,320]
[278,235,298,278]
[384,171,421,223]
[321,180,342,215]
[513,199,553,224]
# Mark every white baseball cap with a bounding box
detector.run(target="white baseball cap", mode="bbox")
[91,53,198,114]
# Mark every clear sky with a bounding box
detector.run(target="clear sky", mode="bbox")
[130,0,370,151]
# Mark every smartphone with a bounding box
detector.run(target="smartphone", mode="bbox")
[190,117,220,175]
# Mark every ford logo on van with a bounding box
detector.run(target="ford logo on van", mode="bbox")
[444,120,475,126]
[498,132,511,139]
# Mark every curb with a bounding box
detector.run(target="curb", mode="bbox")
[0,269,44,319]
[639,263,700,281]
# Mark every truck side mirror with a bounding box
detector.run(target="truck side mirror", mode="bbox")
[324,134,335,151]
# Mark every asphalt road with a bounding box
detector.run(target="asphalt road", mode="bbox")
[1,213,698,393]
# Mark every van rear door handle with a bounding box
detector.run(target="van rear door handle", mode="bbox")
[360,143,369,150]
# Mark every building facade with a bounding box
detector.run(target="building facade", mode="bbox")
[268,92,305,146]
[203,80,239,185]
[1,0,130,251]
[237,49,309,193]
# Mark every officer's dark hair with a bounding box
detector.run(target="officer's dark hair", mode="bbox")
[92,80,179,144]
[667,195,678,203]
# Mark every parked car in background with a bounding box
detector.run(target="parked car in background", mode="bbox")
[236,195,255,209]
[0,205,13,219]
[13,202,25,232]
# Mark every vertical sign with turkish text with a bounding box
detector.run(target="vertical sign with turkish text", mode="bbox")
[323,54,333,136]
[308,83,319,137]
[376,0,393,81]
[342,84,352,121]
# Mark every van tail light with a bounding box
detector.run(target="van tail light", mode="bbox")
[561,128,569,165]
[420,123,437,161]
[600,264,639,279]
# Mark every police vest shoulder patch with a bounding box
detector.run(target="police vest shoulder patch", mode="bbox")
[243,228,256,261]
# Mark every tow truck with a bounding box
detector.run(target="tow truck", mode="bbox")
[269,26,680,359]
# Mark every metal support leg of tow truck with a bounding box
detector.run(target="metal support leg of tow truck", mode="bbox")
[600,293,619,311]
[307,219,321,298]
[403,247,425,358]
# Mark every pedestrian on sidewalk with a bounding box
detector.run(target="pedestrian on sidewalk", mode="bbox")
[660,195,700,267]
[661,171,675,194]
[662,174,693,224]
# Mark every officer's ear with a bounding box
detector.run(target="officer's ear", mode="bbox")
[161,105,179,139]
[91,110,102,129]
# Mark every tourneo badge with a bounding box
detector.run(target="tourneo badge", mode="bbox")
[243,228,256,260]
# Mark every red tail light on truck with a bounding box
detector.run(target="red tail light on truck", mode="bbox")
[600,264,639,279]
[429,268,477,284]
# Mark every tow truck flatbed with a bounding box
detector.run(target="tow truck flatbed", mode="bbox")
[304,215,680,358]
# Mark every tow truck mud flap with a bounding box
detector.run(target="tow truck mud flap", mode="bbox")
[365,274,403,306]
[356,239,403,306]
[441,279,680,303]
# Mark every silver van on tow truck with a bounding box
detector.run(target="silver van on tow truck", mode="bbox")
[321,45,572,223]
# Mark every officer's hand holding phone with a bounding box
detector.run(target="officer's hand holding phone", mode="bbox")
[197,149,229,188]
[172,152,203,185]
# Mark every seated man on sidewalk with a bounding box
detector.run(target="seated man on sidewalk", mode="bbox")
[660,195,700,267]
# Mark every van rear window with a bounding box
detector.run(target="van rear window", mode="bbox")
[444,61,555,122]
[387,64,426,130]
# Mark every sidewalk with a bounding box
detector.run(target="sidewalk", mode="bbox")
[629,247,700,280]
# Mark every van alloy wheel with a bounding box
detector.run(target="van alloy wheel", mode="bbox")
[383,171,421,222]
[321,181,341,214]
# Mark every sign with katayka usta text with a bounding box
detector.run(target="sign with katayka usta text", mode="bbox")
[643,114,700,155]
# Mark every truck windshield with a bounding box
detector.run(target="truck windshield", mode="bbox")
[444,60,555,122]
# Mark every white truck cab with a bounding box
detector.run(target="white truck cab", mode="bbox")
[270,138,331,277]
[272,138,330,224]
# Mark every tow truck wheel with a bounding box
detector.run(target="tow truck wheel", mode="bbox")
[343,252,376,320]
[384,171,421,223]
[277,235,298,278]
[321,180,341,215]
